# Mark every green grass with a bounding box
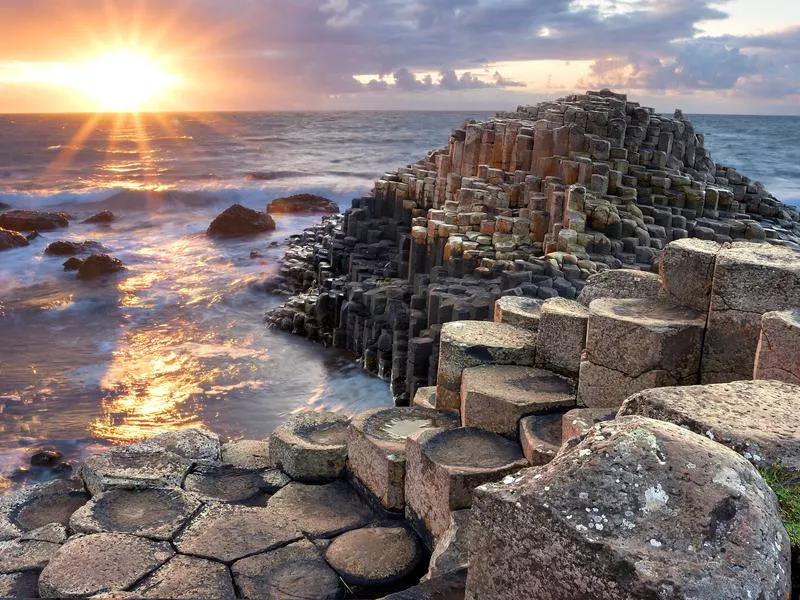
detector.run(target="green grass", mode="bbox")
[759,465,800,547]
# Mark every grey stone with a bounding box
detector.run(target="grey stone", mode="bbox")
[220,439,270,470]
[232,539,343,600]
[379,569,466,600]
[493,296,544,331]
[145,428,221,461]
[70,488,201,540]
[754,309,800,384]
[425,510,475,580]
[659,238,722,311]
[267,481,374,538]
[0,538,60,573]
[173,504,301,563]
[577,269,663,306]
[0,479,89,540]
[133,555,236,600]
[20,522,68,544]
[519,412,564,465]
[561,407,617,441]
[183,464,288,503]
[269,411,350,482]
[577,360,680,409]
[465,416,790,600]
[460,365,575,437]
[535,298,589,378]
[39,533,174,598]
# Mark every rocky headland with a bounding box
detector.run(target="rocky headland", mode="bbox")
[1,90,799,599]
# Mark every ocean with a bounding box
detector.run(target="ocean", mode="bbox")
[0,111,798,488]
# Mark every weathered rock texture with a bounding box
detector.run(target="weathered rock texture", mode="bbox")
[269,411,350,482]
[754,309,800,384]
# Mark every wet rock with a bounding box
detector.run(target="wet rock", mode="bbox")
[577,269,663,306]
[0,538,61,573]
[183,463,288,502]
[30,448,63,467]
[77,254,125,279]
[220,439,270,470]
[269,411,350,482]
[0,209,69,232]
[465,416,791,600]
[79,443,194,496]
[39,533,174,598]
[83,211,115,224]
[405,427,527,545]
[232,539,343,600]
[146,428,221,461]
[267,481,374,538]
[133,555,236,600]
[63,257,84,271]
[348,407,459,511]
[754,309,800,384]
[326,526,423,592]
[0,479,89,540]
[173,503,301,563]
[207,204,275,237]
[70,488,201,540]
[267,194,340,215]
[618,379,800,471]
[0,227,29,251]
[44,240,104,256]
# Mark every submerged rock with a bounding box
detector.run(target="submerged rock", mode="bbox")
[83,210,115,224]
[76,253,125,279]
[207,204,275,237]
[267,194,339,215]
[44,240,104,256]
[0,227,29,251]
[0,209,69,232]
[63,257,84,271]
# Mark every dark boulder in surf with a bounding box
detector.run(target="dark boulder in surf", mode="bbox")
[267,194,339,215]
[0,202,11,210]
[207,204,275,237]
[0,209,69,232]
[77,254,125,279]
[45,240,105,256]
[83,210,115,224]
[0,227,30,251]
[63,257,84,271]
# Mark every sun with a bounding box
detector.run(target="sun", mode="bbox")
[72,51,181,112]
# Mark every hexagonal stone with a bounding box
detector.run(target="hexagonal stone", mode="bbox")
[79,444,194,496]
[460,365,575,438]
[0,479,89,540]
[659,238,722,311]
[220,440,270,470]
[0,538,60,573]
[577,269,663,307]
[348,407,458,510]
[183,464,289,503]
[535,298,589,378]
[173,504,301,564]
[519,413,564,466]
[232,539,343,600]
[269,411,350,482]
[493,296,544,331]
[754,309,800,384]
[39,533,174,598]
[0,572,40,599]
[133,555,236,599]
[326,527,423,592]
[437,321,536,411]
[405,428,527,545]
[412,387,436,410]
[145,428,220,461]
[70,488,201,540]
[267,481,374,538]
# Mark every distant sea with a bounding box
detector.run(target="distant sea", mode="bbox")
[0,111,797,488]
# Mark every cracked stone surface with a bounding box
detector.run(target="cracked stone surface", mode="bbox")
[69,488,201,540]
[173,503,301,564]
[578,269,663,307]
[39,533,174,598]
[183,464,288,503]
[232,539,343,600]
[267,481,374,538]
[133,554,236,599]
[0,479,89,540]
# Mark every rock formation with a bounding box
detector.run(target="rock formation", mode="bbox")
[207,203,276,237]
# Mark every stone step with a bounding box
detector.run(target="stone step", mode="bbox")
[405,427,527,547]
[436,321,536,411]
[578,297,706,407]
[493,296,544,331]
[460,365,576,438]
[269,411,350,482]
[347,407,459,511]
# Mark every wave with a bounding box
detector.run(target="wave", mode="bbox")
[244,170,306,181]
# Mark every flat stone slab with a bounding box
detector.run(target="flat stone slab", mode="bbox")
[519,413,564,466]
[39,533,174,598]
[460,365,575,437]
[269,411,350,482]
[618,379,800,471]
[267,481,374,538]
[0,538,61,573]
[348,407,458,510]
[174,503,301,564]
[145,428,221,461]
[79,443,194,496]
[220,439,270,470]
[183,464,289,503]
[232,539,343,600]
[69,488,201,540]
[133,555,236,600]
[0,479,89,540]
[405,427,527,545]
[326,527,423,590]
[493,296,544,331]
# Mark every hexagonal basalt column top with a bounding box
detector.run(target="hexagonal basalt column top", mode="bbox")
[0,479,89,541]
[269,411,351,482]
[348,407,458,511]
[493,296,544,331]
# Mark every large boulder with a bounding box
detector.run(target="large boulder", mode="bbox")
[76,254,125,279]
[82,210,115,224]
[466,416,791,600]
[0,227,29,251]
[207,204,275,237]
[267,194,339,215]
[0,209,69,232]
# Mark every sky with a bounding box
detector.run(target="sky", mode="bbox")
[0,0,798,114]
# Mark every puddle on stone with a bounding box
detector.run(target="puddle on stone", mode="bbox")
[380,418,435,440]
